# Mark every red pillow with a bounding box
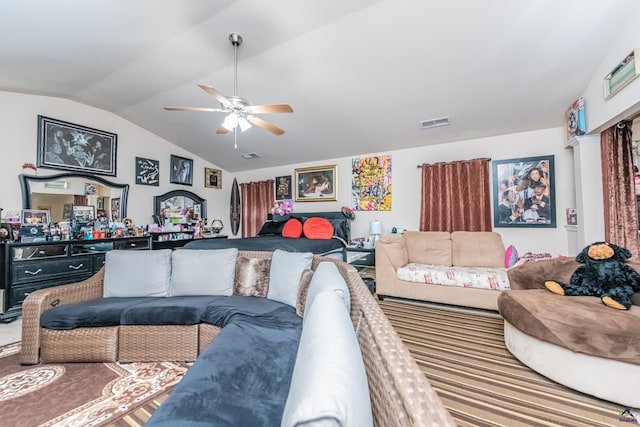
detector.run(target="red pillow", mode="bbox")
[282,218,303,238]
[302,217,334,239]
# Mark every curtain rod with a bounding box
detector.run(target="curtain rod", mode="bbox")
[417,157,491,168]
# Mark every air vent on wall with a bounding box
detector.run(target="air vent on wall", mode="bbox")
[240,152,261,159]
[420,116,450,129]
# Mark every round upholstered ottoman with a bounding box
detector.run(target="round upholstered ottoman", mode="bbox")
[498,289,640,408]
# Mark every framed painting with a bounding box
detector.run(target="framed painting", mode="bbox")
[204,167,222,189]
[170,155,193,186]
[275,175,292,200]
[294,165,337,202]
[136,157,160,186]
[20,209,50,225]
[492,155,556,228]
[36,115,117,176]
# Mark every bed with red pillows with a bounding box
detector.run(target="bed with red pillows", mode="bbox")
[184,212,350,260]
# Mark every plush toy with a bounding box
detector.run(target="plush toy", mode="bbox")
[544,242,640,310]
[271,199,294,216]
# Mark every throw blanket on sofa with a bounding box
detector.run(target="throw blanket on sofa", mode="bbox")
[397,263,510,290]
[146,297,302,427]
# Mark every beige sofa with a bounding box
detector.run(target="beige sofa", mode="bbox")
[375,231,508,311]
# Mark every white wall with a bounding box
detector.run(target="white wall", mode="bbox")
[236,126,576,255]
[0,91,229,228]
[584,4,640,133]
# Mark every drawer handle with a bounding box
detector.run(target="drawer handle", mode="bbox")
[130,243,136,247]
[68,263,84,270]
[25,269,42,276]
[38,250,45,255]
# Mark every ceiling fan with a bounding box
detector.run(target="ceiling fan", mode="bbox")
[164,33,293,147]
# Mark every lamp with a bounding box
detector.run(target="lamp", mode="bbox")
[369,220,383,247]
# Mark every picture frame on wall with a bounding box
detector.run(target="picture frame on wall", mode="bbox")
[492,155,556,228]
[135,157,160,186]
[170,155,193,186]
[275,175,292,200]
[294,165,337,202]
[204,167,222,189]
[36,115,117,176]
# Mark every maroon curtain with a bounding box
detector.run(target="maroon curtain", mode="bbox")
[240,180,274,238]
[73,195,87,206]
[600,121,640,259]
[419,158,492,232]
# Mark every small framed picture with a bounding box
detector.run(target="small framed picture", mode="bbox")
[170,155,193,186]
[295,165,337,202]
[20,209,50,225]
[205,167,222,189]
[275,175,292,200]
[136,157,160,186]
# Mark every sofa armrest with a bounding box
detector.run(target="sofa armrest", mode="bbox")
[506,257,579,291]
[375,234,409,295]
[20,268,105,365]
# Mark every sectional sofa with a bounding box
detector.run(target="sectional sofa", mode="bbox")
[21,248,455,426]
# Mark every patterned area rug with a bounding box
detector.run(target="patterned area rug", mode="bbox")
[379,299,638,427]
[0,342,188,427]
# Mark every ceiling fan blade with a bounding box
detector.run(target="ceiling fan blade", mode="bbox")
[216,125,230,134]
[198,84,232,107]
[247,115,285,136]
[246,104,293,114]
[164,106,224,112]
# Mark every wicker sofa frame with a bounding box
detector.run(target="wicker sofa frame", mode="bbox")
[20,250,454,426]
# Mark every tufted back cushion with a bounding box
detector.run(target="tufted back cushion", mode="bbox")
[405,231,452,266]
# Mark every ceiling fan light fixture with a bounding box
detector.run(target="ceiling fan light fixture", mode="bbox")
[222,113,238,131]
[238,116,251,132]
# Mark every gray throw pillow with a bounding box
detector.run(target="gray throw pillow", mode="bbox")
[267,249,313,307]
[103,249,171,297]
[303,262,350,323]
[170,248,237,296]
[281,291,373,427]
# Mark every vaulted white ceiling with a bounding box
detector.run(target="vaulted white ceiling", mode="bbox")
[1,0,636,171]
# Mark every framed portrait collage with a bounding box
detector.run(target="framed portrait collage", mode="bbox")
[492,155,556,228]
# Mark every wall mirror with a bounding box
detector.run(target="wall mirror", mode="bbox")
[19,172,129,223]
[154,190,206,224]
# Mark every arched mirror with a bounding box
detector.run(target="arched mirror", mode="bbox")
[154,190,206,224]
[19,172,129,222]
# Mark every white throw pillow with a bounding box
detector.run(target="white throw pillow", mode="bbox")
[281,291,373,427]
[267,250,313,307]
[303,262,350,323]
[170,248,238,296]
[103,249,171,297]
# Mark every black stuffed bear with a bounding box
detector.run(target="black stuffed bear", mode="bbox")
[544,242,640,310]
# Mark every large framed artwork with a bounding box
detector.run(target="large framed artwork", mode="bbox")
[170,155,193,186]
[352,155,392,210]
[492,155,556,228]
[37,115,117,176]
[295,165,337,202]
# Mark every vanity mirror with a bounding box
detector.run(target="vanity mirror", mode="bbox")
[19,172,129,223]
[154,190,206,224]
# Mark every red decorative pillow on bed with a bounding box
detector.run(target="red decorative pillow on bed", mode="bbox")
[302,217,334,239]
[282,218,303,238]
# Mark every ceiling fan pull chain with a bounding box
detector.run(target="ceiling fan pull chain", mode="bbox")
[234,128,238,149]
